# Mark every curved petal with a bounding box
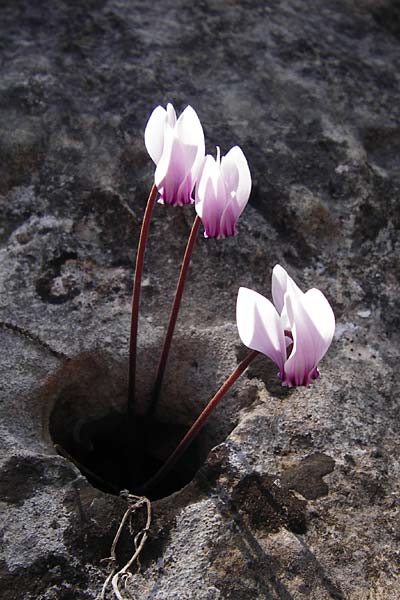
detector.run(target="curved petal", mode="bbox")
[197,146,251,239]
[166,103,177,127]
[176,105,205,182]
[155,136,197,206]
[221,146,251,212]
[195,154,228,237]
[271,264,288,315]
[236,287,286,375]
[176,105,204,147]
[220,150,239,192]
[303,288,335,362]
[272,265,303,315]
[219,151,242,233]
[144,105,168,165]
[218,202,239,238]
[194,156,212,219]
[283,288,334,386]
[145,104,205,204]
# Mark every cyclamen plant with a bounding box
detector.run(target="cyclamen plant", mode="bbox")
[237,265,335,387]
[144,104,205,206]
[128,103,335,494]
[195,145,252,238]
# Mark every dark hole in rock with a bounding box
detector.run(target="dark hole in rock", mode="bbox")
[47,349,237,501]
[51,409,203,501]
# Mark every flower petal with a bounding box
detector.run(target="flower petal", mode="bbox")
[221,145,251,213]
[195,154,228,236]
[166,103,176,127]
[196,146,251,239]
[176,105,205,181]
[302,288,335,362]
[176,106,203,146]
[220,150,239,192]
[218,201,239,238]
[283,288,334,386]
[144,105,168,165]
[272,264,303,315]
[155,136,198,205]
[236,287,286,375]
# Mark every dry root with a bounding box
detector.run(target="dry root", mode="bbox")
[97,492,152,600]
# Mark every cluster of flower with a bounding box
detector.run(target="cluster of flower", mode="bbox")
[144,103,335,388]
[145,103,251,238]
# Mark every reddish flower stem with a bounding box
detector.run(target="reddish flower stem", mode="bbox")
[128,184,158,418]
[148,214,201,416]
[139,349,259,494]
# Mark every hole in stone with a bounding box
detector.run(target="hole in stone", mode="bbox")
[47,335,242,501]
[51,409,203,501]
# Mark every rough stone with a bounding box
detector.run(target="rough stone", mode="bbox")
[0,1,399,599]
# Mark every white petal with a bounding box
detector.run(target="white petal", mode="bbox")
[195,154,227,236]
[220,150,239,192]
[236,287,286,374]
[271,264,288,314]
[176,106,204,146]
[221,145,251,212]
[178,106,205,184]
[195,156,212,219]
[283,294,316,386]
[302,288,335,361]
[155,136,197,205]
[283,288,334,386]
[154,130,174,189]
[272,265,303,314]
[166,103,176,127]
[144,105,168,165]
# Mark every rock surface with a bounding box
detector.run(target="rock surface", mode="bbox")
[1,0,399,598]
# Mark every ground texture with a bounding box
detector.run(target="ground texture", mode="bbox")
[0,1,399,598]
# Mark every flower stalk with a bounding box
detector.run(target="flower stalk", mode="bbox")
[148,214,201,416]
[139,349,259,494]
[128,184,158,418]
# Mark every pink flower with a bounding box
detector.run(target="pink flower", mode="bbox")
[144,103,205,206]
[236,265,335,387]
[195,146,251,238]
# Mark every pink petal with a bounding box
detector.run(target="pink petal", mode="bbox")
[145,104,205,206]
[218,202,239,238]
[218,146,251,238]
[196,146,251,239]
[283,288,334,386]
[144,105,168,165]
[195,154,228,237]
[236,287,286,375]
[194,156,213,218]
[155,136,198,206]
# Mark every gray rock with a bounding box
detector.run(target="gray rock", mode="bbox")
[0,1,399,598]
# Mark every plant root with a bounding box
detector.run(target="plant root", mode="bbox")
[97,492,152,600]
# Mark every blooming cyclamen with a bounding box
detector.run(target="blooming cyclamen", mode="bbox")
[236,265,335,386]
[144,103,205,206]
[195,146,251,238]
